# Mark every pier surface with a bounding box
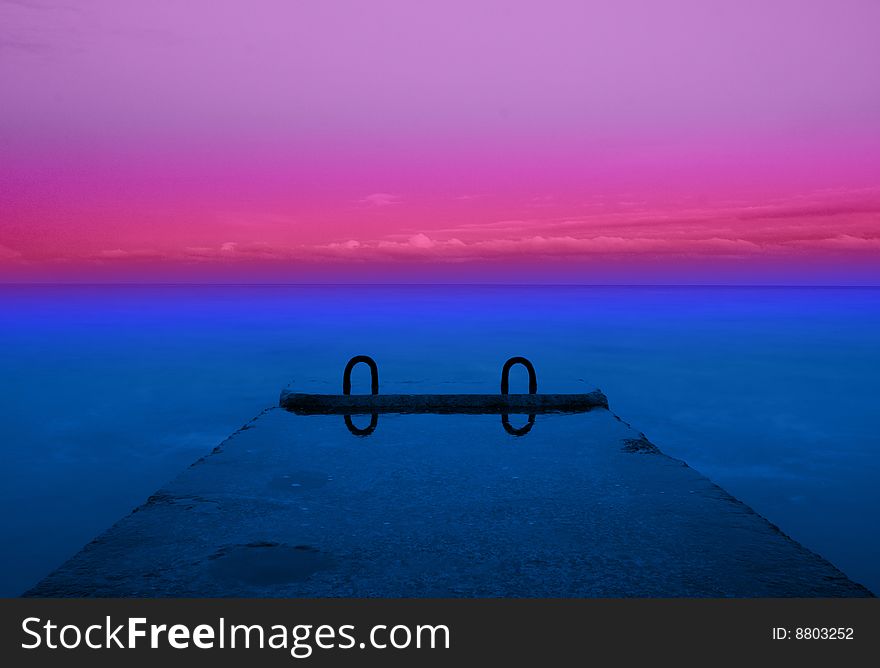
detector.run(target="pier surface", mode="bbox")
[28,398,871,597]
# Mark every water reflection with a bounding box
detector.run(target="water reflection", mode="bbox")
[341,412,537,438]
[343,413,379,437]
[501,413,536,436]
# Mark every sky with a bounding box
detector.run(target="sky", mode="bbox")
[1,0,879,283]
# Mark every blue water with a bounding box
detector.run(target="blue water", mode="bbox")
[1,285,878,596]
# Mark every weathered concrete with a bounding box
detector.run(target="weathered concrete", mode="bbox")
[280,389,609,414]
[27,402,872,597]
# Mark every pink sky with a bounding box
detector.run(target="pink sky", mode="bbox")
[1,0,879,283]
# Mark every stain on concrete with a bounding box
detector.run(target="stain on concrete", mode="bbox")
[621,434,660,454]
[268,471,330,493]
[207,542,333,586]
[139,492,220,512]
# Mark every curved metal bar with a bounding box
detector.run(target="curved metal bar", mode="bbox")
[501,413,536,437]
[343,355,379,395]
[500,356,537,395]
[344,413,379,437]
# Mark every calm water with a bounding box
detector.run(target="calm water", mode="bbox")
[1,285,878,596]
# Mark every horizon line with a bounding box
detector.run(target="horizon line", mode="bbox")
[2,282,879,289]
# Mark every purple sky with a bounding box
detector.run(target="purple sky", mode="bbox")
[4,0,879,143]
[1,0,879,282]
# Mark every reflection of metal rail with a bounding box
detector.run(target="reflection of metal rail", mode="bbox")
[279,356,608,437]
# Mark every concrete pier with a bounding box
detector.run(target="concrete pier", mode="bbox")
[27,396,872,597]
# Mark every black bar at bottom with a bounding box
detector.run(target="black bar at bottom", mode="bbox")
[2,598,877,666]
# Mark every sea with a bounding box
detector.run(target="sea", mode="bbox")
[1,284,878,596]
